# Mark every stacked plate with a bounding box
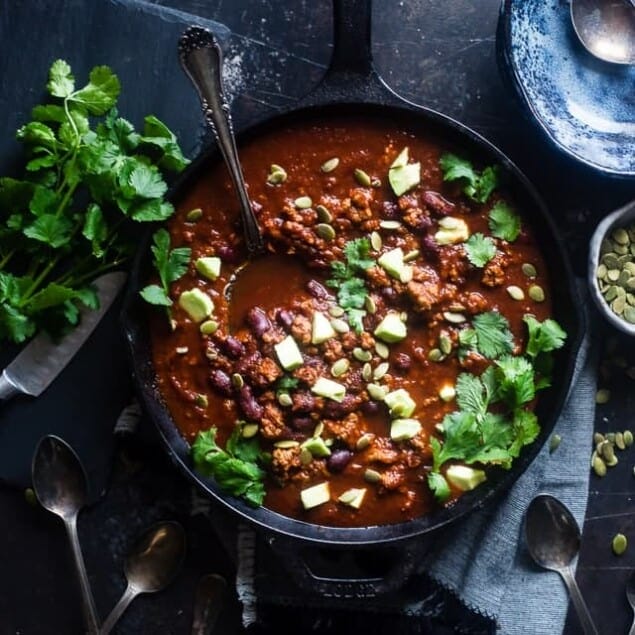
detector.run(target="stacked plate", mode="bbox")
[497,0,635,177]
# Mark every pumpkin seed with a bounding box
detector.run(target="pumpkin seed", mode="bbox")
[294,196,313,209]
[367,383,387,400]
[607,269,620,282]
[443,311,466,324]
[321,157,340,173]
[593,432,605,445]
[362,362,373,381]
[364,468,382,483]
[624,430,634,446]
[612,533,628,556]
[403,249,420,263]
[200,319,219,335]
[24,488,37,507]
[549,434,561,453]
[522,262,537,278]
[371,177,382,188]
[615,243,629,255]
[428,348,444,362]
[195,393,209,408]
[186,207,203,222]
[175,346,189,354]
[313,422,324,437]
[353,347,372,362]
[528,285,545,302]
[329,305,345,317]
[315,223,336,241]
[300,448,313,465]
[596,263,607,279]
[616,432,626,450]
[600,238,613,254]
[506,285,525,301]
[354,168,372,187]
[596,388,611,404]
[438,384,456,402]
[625,306,635,323]
[439,334,453,355]
[331,358,350,377]
[231,373,244,389]
[274,440,300,449]
[356,433,374,451]
[601,441,616,463]
[242,423,259,438]
[370,231,383,251]
[365,295,377,314]
[316,204,332,223]
[375,341,390,359]
[613,228,630,245]
[602,253,620,268]
[278,392,293,407]
[592,454,607,477]
[267,165,287,184]
[607,432,616,443]
[605,285,619,302]
[331,318,350,333]
[379,220,402,230]
[373,362,390,380]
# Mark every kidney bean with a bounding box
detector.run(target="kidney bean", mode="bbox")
[209,369,232,396]
[246,307,271,337]
[292,391,315,413]
[422,190,455,215]
[361,399,381,415]
[216,244,239,263]
[235,351,261,375]
[290,416,315,433]
[381,286,398,302]
[238,385,264,421]
[327,449,352,473]
[394,352,412,371]
[382,200,400,220]
[420,235,440,260]
[276,309,295,330]
[322,394,356,418]
[222,335,245,358]
[306,279,330,300]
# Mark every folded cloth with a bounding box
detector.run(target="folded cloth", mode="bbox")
[226,314,597,634]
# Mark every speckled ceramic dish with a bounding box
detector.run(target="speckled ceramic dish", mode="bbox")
[589,199,635,335]
[498,0,635,177]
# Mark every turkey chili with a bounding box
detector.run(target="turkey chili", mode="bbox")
[147,115,566,528]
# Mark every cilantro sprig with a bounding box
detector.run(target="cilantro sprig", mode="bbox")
[488,201,521,242]
[326,238,375,333]
[439,153,499,204]
[463,232,496,267]
[429,315,566,502]
[459,311,515,360]
[192,425,266,506]
[0,60,188,343]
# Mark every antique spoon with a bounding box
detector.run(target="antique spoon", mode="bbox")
[191,574,227,635]
[626,570,635,635]
[570,0,635,64]
[100,521,186,635]
[178,26,264,257]
[525,494,598,635]
[32,435,100,634]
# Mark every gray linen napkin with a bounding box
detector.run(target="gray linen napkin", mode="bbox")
[424,330,595,633]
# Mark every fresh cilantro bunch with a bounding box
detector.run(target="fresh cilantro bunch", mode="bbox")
[327,237,375,333]
[439,153,499,204]
[0,59,188,343]
[192,425,267,506]
[428,314,567,502]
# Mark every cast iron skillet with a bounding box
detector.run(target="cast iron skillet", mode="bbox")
[121,0,583,594]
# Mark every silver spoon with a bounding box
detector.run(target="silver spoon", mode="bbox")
[178,26,264,257]
[626,570,635,635]
[32,435,100,634]
[191,573,227,635]
[525,494,598,635]
[570,0,635,65]
[100,521,186,635]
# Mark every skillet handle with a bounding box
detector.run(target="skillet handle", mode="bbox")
[330,0,374,78]
[266,534,433,598]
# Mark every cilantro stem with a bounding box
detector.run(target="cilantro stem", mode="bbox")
[0,249,16,269]
[18,254,62,307]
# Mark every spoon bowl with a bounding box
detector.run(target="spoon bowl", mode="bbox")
[100,521,186,634]
[31,435,100,634]
[570,0,635,65]
[525,494,598,635]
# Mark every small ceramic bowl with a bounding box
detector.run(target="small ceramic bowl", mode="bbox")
[589,199,635,335]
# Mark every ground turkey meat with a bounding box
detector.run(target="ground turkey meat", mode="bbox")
[260,402,287,439]
[481,252,509,287]
[365,436,400,464]
[245,356,282,388]
[323,412,363,448]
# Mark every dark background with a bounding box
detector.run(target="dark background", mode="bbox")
[1,1,634,633]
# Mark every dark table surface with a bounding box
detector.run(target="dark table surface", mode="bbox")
[1,1,635,633]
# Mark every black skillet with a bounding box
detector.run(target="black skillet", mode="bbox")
[121,0,583,596]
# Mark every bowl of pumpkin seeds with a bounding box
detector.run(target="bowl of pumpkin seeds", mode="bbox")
[589,199,635,335]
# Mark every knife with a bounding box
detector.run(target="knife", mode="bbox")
[0,271,127,401]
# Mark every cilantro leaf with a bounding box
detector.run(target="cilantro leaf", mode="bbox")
[494,355,535,410]
[472,311,515,359]
[25,283,78,311]
[455,372,488,418]
[464,232,496,267]
[523,315,567,359]
[130,199,174,222]
[139,284,171,306]
[23,214,73,248]
[69,66,120,115]
[427,470,451,503]
[439,153,499,203]
[140,115,190,172]
[127,164,168,199]
[276,375,299,393]
[0,303,35,343]
[82,204,108,257]
[343,238,375,273]
[488,201,521,242]
[191,427,266,506]
[47,60,75,98]
[508,410,540,458]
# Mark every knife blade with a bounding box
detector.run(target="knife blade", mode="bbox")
[0,271,127,401]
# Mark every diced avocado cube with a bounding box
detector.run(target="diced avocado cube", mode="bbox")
[178,288,214,322]
[384,388,416,418]
[445,465,486,491]
[311,377,346,402]
[389,162,421,196]
[301,436,331,458]
[434,217,469,245]
[300,481,331,510]
[374,313,407,343]
[378,248,405,280]
[311,311,336,344]
[338,487,366,509]
[390,418,422,441]
[274,335,304,370]
[195,256,222,281]
[390,147,409,169]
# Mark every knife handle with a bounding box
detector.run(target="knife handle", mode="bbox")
[0,370,20,400]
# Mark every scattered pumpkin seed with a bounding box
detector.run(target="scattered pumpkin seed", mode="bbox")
[315,223,336,241]
[200,319,219,335]
[370,231,383,251]
[593,432,605,445]
[375,342,390,359]
[329,305,345,317]
[379,220,402,230]
[300,448,313,465]
[528,285,545,302]
[362,362,373,381]
[367,383,387,401]
[506,285,525,301]
[403,249,420,263]
[356,433,374,451]
[321,157,340,173]
[24,488,37,507]
[521,262,537,278]
[353,347,373,362]
[277,392,293,407]
[549,434,561,453]
[614,228,630,245]
[316,204,332,223]
[439,333,453,355]
[612,533,628,556]
[443,311,466,324]
[364,468,382,483]
[606,454,619,467]
[231,373,244,389]
[242,423,259,438]
[607,432,616,444]
[186,207,203,222]
[194,393,208,408]
[596,388,611,404]
[601,441,616,463]
[175,346,188,354]
[616,432,626,450]
[625,306,635,323]
[592,454,607,477]
[313,422,324,437]
[428,348,445,362]
[624,430,634,447]
[274,440,300,449]
[373,362,390,380]
[365,295,377,314]
[294,196,313,209]
[267,164,287,185]
[354,168,372,187]
[330,318,350,333]
[331,358,351,377]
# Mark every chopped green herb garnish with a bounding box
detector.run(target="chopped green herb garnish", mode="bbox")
[488,201,521,242]
[192,426,266,506]
[439,153,499,203]
[0,59,188,343]
[471,311,515,359]
[327,237,374,333]
[523,315,567,359]
[140,229,191,309]
[464,232,496,267]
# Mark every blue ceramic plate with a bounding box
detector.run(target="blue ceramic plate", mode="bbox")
[498,0,635,177]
